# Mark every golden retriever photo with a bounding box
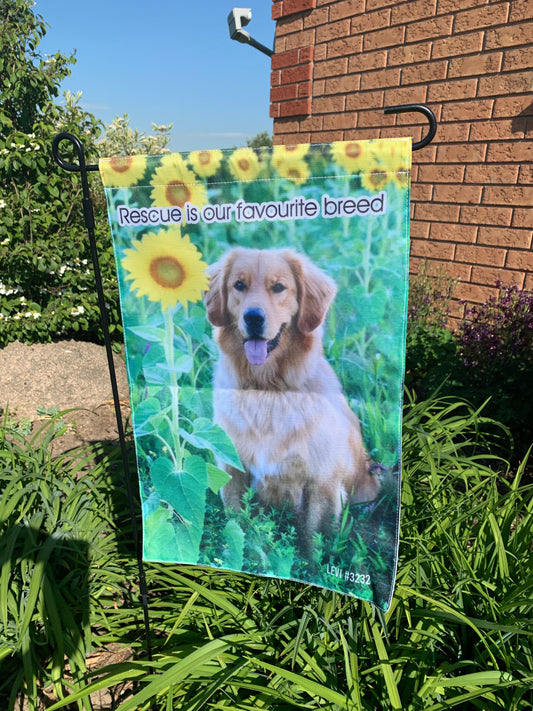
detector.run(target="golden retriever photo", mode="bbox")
[204,247,380,554]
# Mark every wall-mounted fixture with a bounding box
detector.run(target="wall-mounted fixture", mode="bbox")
[227,8,273,57]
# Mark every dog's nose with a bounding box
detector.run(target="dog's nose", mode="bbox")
[244,308,266,337]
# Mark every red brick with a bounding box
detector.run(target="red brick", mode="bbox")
[345,89,385,111]
[363,25,405,51]
[493,95,533,119]
[448,52,503,78]
[509,0,533,21]
[271,49,300,70]
[388,42,432,66]
[458,282,499,306]
[271,70,281,87]
[471,265,525,289]
[432,31,484,58]
[313,94,346,113]
[437,0,487,12]
[469,119,523,142]
[410,239,456,260]
[352,8,391,33]
[506,249,533,271]
[271,84,299,102]
[418,164,465,183]
[512,209,533,229]
[299,46,314,63]
[402,59,447,85]
[487,141,533,163]
[281,63,314,84]
[437,143,487,163]
[455,244,507,267]
[411,183,433,201]
[454,3,510,33]
[405,15,453,43]
[279,98,313,116]
[427,78,478,101]
[429,222,478,243]
[329,0,365,21]
[465,164,519,184]
[414,201,461,222]
[478,226,532,250]
[348,49,387,73]
[276,16,304,36]
[314,57,348,78]
[324,74,360,95]
[391,0,437,25]
[316,19,351,42]
[272,1,285,21]
[304,6,329,28]
[285,29,316,50]
[503,46,533,71]
[323,112,358,130]
[360,67,401,91]
[384,84,428,106]
[441,99,494,122]
[518,164,533,184]
[365,0,397,8]
[283,0,317,16]
[478,71,533,98]
[433,184,483,204]
[299,81,312,97]
[485,22,533,50]
[431,123,470,144]
[410,220,431,239]
[460,205,513,227]
[322,34,363,58]
[357,107,395,127]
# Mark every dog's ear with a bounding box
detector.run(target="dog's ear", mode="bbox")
[286,252,337,334]
[204,258,227,327]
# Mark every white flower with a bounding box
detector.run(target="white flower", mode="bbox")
[0,199,6,209]
[70,305,85,316]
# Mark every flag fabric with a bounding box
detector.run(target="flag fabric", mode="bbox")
[99,138,411,610]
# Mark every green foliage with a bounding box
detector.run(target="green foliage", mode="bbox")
[0,413,134,710]
[20,394,529,711]
[96,114,173,157]
[245,130,273,148]
[405,261,459,396]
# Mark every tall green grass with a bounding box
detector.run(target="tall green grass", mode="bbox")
[10,394,525,710]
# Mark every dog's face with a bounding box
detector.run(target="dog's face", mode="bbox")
[205,248,336,367]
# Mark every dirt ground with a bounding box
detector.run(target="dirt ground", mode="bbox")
[0,339,131,450]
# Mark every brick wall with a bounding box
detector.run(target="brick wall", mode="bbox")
[270,0,533,313]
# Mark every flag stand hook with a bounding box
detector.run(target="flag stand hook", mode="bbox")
[52,132,153,664]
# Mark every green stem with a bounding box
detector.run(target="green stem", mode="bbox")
[163,304,183,470]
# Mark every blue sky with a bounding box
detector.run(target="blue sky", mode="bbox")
[36,1,275,152]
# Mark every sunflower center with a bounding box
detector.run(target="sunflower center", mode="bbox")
[110,156,134,173]
[150,256,185,289]
[345,143,363,159]
[237,158,250,172]
[198,151,211,166]
[166,181,191,206]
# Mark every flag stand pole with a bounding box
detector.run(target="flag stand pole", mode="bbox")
[52,133,153,664]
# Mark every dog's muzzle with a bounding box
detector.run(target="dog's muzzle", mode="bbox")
[243,308,285,366]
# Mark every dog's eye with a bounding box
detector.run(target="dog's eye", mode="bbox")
[271,282,286,294]
[234,280,247,292]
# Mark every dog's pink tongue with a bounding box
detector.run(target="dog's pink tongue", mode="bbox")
[244,339,268,366]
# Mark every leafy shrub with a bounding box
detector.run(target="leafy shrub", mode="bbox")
[457,281,533,462]
[405,261,459,396]
[42,394,533,711]
[0,414,134,710]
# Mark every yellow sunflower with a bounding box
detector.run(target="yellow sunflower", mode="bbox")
[188,149,223,178]
[330,141,368,174]
[122,228,209,309]
[368,140,410,173]
[361,170,390,193]
[272,144,309,169]
[99,155,148,187]
[228,147,260,181]
[275,157,310,185]
[150,154,208,216]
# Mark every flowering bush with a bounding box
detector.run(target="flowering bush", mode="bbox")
[457,282,533,460]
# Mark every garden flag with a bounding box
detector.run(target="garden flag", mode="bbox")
[99,139,411,610]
